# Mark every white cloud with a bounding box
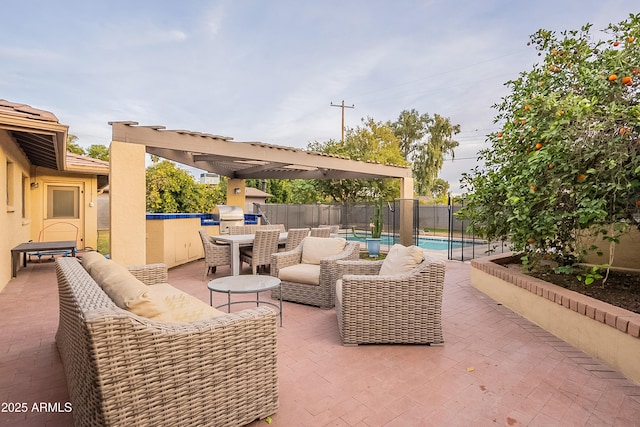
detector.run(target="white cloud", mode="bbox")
[2,0,639,193]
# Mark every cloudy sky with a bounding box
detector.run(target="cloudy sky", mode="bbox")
[2,1,637,193]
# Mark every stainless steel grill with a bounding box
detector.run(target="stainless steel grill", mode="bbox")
[213,205,244,234]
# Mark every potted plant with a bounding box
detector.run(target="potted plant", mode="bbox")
[352,200,384,257]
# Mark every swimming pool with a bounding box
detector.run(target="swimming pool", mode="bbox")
[345,234,480,251]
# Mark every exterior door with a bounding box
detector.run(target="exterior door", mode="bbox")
[42,183,84,247]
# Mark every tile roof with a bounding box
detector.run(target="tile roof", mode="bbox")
[0,99,59,123]
[65,152,109,171]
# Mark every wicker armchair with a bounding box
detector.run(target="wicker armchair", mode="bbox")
[335,254,445,346]
[198,229,231,279]
[240,229,281,274]
[270,238,360,309]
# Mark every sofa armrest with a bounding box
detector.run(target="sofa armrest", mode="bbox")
[127,263,168,285]
[336,259,383,277]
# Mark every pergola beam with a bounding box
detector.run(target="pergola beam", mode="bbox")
[111,121,411,180]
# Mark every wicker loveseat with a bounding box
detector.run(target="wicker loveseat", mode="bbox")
[55,255,278,427]
[335,245,445,346]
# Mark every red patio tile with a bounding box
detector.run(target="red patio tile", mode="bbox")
[2,258,640,426]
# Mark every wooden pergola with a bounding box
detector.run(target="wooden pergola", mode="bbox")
[109,121,415,264]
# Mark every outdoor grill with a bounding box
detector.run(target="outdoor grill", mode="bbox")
[214,205,244,234]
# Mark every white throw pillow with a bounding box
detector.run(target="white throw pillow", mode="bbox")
[378,244,424,276]
[301,237,346,265]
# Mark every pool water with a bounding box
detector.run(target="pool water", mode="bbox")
[346,234,477,250]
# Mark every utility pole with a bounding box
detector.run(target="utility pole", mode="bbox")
[330,100,354,142]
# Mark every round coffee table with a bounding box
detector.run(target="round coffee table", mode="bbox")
[208,275,282,326]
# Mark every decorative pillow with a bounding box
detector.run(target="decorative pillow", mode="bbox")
[145,284,226,322]
[81,251,107,275]
[89,259,165,318]
[301,237,347,265]
[378,244,424,276]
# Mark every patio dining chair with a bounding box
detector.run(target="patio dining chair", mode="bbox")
[240,229,280,275]
[229,224,260,235]
[279,227,309,252]
[310,227,331,238]
[198,229,231,279]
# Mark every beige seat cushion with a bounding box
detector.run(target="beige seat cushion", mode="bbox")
[301,237,346,265]
[378,244,424,276]
[145,284,226,323]
[89,259,224,322]
[279,263,321,286]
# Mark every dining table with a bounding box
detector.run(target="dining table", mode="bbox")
[213,232,288,276]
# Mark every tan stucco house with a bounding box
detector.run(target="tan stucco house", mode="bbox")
[1,100,108,288]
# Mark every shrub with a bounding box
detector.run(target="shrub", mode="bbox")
[459,13,640,268]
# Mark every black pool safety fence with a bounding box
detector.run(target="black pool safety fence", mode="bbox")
[256,199,509,261]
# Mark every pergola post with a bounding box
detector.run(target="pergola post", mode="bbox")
[109,140,146,265]
[399,177,414,246]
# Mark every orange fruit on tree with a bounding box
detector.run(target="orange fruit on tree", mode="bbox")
[535,143,543,150]
[548,163,554,169]
[577,174,586,181]
[608,74,618,81]
[497,132,503,138]
[530,185,537,192]
[524,104,530,111]
[613,41,620,46]
[621,76,633,85]
[527,237,536,244]
[620,127,630,135]
[629,36,635,43]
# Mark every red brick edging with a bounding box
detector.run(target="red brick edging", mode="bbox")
[471,253,640,339]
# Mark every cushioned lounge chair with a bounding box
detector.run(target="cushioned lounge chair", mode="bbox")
[335,245,445,346]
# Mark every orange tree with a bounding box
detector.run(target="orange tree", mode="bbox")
[459,13,640,268]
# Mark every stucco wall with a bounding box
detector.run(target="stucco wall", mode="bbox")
[0,130,32,289]
[583,227,640,270]
[27,168,99,251]
[1,130,101,288]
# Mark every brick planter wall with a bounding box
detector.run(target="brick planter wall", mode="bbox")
[470,252,640,385]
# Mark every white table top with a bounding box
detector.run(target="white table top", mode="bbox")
[208,275,281,293]
[213,232,288,245]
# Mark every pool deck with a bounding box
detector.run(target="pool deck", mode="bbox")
[2,257,639,426]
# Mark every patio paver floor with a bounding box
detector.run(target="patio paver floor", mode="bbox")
[1,257,639,426]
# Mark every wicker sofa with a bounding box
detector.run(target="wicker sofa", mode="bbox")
[55,255,278,427]
[335,245,445,346]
